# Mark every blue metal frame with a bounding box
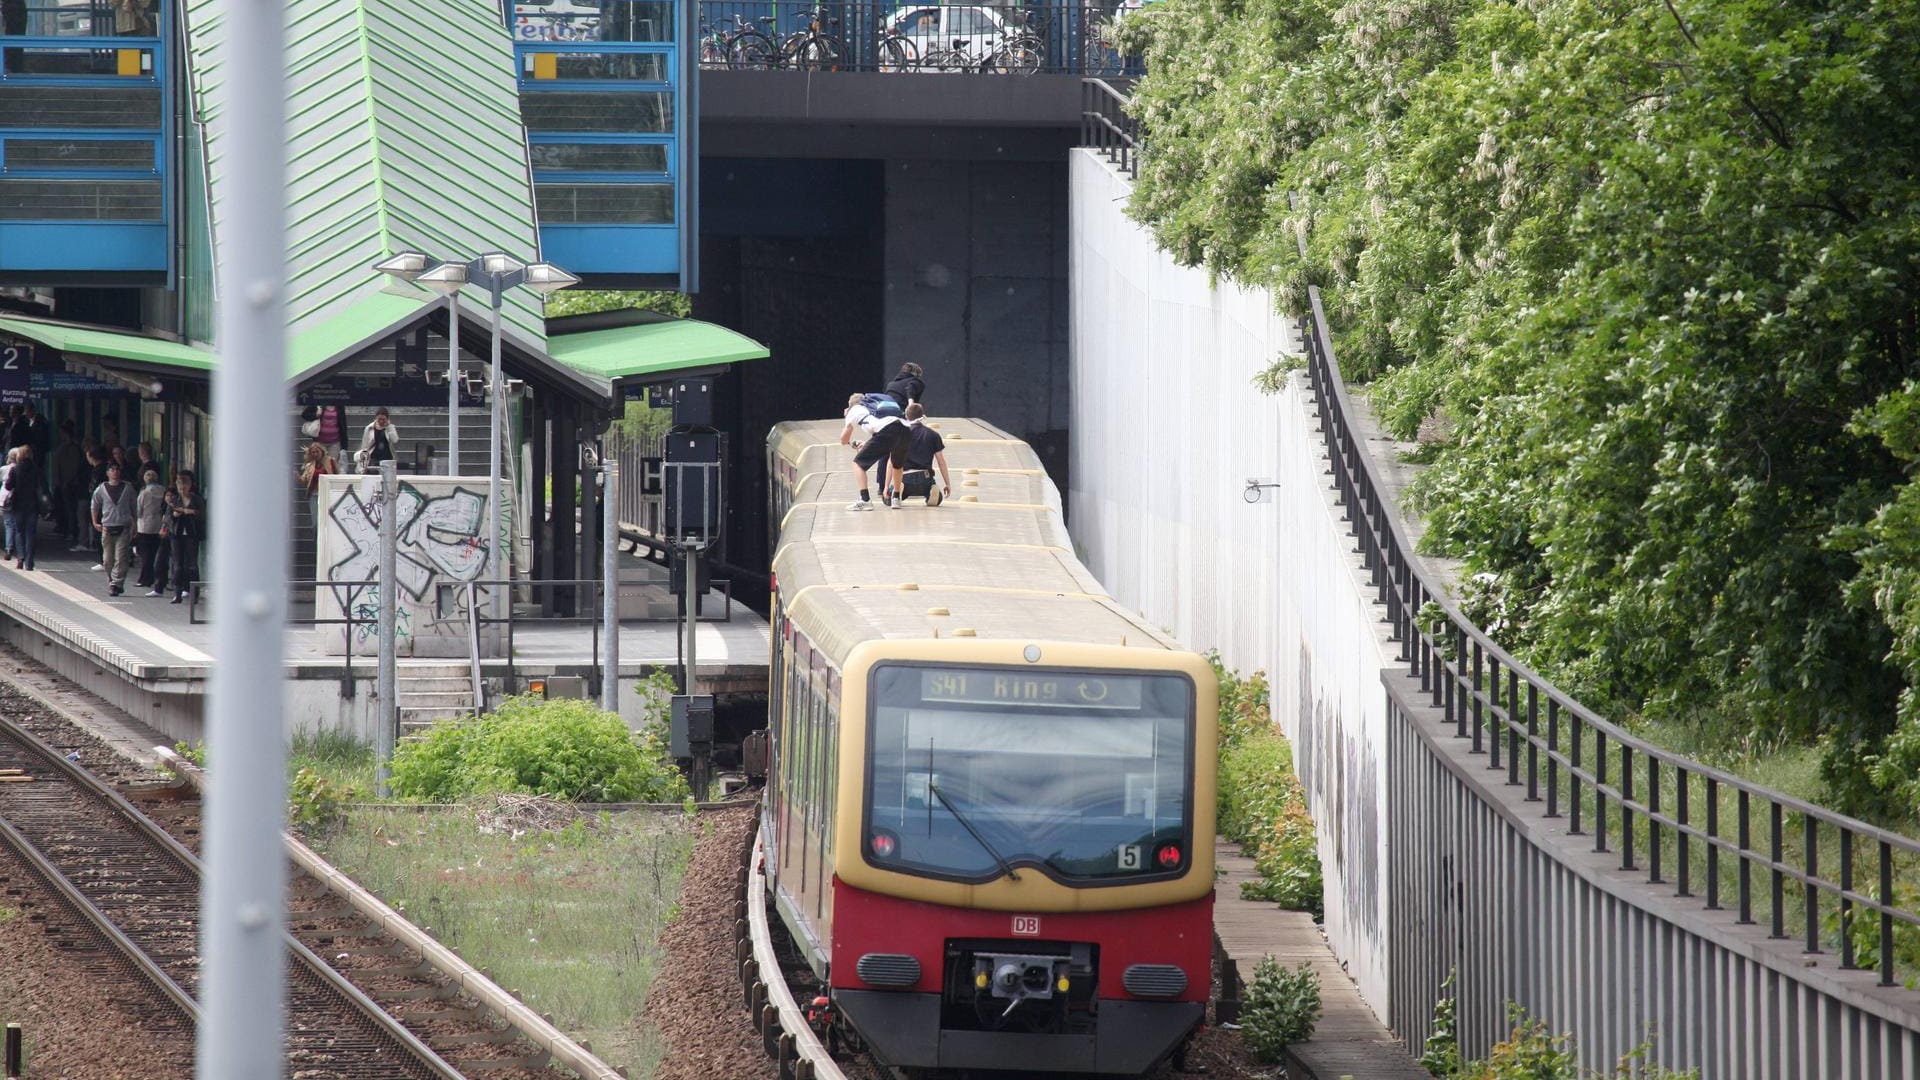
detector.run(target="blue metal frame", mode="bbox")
[509,1,690,285]
[0,4,172,277]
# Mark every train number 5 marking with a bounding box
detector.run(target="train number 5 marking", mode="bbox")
[1011,915,1041,936]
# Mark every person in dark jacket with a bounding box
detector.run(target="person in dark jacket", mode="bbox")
[164,470,205,604]
[885,362,925,409]
[3,443,45,570]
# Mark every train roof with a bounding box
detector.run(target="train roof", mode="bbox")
[770,416,1179,668]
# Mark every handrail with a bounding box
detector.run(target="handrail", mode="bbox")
[1080,77,1138,178]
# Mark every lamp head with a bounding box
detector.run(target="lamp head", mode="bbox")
[372,250,436,281]
[416,262,469,297]
[473,252,527,278]
[523,262,581,296]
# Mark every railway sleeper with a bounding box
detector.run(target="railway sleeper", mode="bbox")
[433,1026,520,1047]
[454,1051,554,1072]
[368,982,460,1003]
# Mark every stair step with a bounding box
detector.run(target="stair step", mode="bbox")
[395,677,474,693]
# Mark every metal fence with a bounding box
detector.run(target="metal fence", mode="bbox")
[697,0,1141,74]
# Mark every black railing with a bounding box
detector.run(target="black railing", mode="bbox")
[1080,77,1137,177]
[697,0,1140,75]
[188,579,378,693]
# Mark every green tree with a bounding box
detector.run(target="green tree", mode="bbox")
[1125,0,1920,813]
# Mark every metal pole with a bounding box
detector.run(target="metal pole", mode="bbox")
[446,293,460,476]
[488,286,505,630]
[376,461,397,798]
[199,0,288,1073]
[601,461,619,713]
[682,542,698,696]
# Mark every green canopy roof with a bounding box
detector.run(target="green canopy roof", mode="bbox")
[0,318,215,372]
[547,320,770,381]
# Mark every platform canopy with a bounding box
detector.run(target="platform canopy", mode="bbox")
[547,317,770,383]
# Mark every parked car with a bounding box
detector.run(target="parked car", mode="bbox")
[884,4,1015,65]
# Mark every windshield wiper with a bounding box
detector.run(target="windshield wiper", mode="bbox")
[928,780,1022,883]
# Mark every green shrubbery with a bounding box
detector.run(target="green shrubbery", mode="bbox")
[1239,956,1321,1062]
[1420,987,1696,1080]
[1213,657,1323,914]
[391,695,688,804]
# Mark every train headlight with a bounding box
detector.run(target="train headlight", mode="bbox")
[975,971,989,990]
[1155,842,1183,869]
[1055,976,1070,993]
[870,829,898,859]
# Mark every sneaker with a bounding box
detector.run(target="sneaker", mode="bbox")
[169,593,184,604]
[108,586,122,597]
[90,563,105,572]
[845,499,873,512]
[928,485,944,507]
[889,494,902,509]
[145,588,163,597]
[68,544,87,552]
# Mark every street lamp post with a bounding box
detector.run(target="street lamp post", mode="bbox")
[373,252,468,476]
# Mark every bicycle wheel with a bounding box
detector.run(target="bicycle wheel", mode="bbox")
[993,43,1041,74]
[794,34,841,71]
[877,35,916,72]
[727,30,777,69]
[922,47,965,72]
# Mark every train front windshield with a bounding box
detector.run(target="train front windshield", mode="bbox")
[864,664,1195,884]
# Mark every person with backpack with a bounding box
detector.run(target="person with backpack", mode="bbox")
[4,443,46,571]
[885,362,925,409]
[840,392,909,511]
[89,460,138,596]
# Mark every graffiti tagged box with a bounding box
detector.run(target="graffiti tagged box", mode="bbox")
[314,474,506,658]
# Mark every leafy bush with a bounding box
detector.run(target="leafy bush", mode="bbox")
[391,695,688,803]
[1212,656,1324,914]
[1239,956,1321,1062]
[1423,1002,1697,1079]
[288,767,354,834]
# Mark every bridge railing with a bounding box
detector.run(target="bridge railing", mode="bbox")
[696,1,1141,74]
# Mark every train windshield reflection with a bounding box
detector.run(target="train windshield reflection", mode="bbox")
[864,664,1193,883]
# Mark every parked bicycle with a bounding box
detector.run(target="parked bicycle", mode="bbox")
[776,5,843,70]
[921,34,1040,74]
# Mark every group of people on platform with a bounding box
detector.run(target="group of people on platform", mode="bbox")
[840,362,953,511]
[0,403,204,603]
[297,406,402,529]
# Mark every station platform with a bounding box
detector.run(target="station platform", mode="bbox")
[0,526,769,743]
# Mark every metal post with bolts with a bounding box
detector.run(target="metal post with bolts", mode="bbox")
[601,461,619,713]
[376,461,398,798]
[486,282,505,621]
[199,0,289,1074]
[445,294,460,476]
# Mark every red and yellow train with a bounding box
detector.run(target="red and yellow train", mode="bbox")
[764,416,1219,1075]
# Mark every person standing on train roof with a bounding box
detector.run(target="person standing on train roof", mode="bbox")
[885,362,924,409]
[841,392,910,511]
[899,404,952,507]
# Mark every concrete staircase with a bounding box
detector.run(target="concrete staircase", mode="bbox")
[292,406,497,582]
[396,664,481,735]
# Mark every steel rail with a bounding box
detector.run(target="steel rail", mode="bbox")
[0,809,202,1025]
[738,830,849,1080]
[0,716,467,1080]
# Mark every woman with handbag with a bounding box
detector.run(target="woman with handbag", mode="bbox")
[355,408,399,474]
[300,404,350,467]
[4,444,46,571]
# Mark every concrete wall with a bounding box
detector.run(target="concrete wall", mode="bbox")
[884,158,1070,478]
[1066,147,1395,1010]
[315,474,494,658]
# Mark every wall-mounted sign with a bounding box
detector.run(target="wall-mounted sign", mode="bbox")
[0,345,33,405]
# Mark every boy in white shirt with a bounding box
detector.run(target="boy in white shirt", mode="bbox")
[839,393,909,510]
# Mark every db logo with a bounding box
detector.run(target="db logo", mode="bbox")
[1011,915,1041,936]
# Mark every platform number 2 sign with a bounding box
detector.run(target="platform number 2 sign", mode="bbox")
[1117,843,1143,871]
[0,345,31,406]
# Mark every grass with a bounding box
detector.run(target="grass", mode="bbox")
[289,731,699,1077]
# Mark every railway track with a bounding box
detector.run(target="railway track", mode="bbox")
[0,713,579,1079]
[736,829,863,1080]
